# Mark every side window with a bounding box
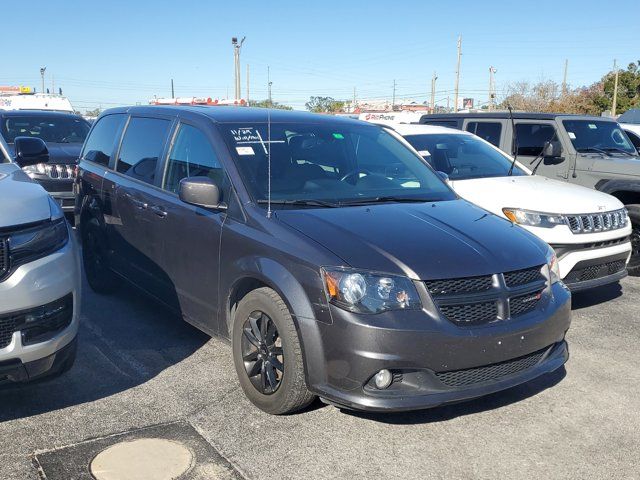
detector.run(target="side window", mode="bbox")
[163,124,223,194]
[625,130,640,151]
[116,117,171,184]
[514,123,557,156]
[466,122,502,147]
[82,114,126,166]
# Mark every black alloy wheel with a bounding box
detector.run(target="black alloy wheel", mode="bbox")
[241,311,284,394]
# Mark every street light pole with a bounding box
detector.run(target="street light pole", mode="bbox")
[612,59,619,117]
[232,36,246,100]
[430,72,438,113]
[488,66,497,111]
[453,35,462,112]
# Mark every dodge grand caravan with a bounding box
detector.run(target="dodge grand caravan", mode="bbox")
[0,133,80,383]
[76,106,571,414]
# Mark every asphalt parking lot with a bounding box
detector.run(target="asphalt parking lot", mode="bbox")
[1,273,639,479]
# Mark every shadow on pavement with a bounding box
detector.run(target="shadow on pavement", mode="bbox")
[0,278,210,423]
[343,366,566,425]
[571,282,623,310]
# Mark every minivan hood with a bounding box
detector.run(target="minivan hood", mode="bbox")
[451,175,623,216]
[7,142,82,165]
[0,163,51,227]
[275,199,549,280]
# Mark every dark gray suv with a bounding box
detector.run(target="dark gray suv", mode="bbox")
[76,106,571,414]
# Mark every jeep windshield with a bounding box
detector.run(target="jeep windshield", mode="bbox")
[221,121,456,207]
[1,115,90,144]
[403,133,527,180]
[562,120,637,155]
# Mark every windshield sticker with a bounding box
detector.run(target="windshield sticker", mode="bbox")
[418,150,431,157]
[568,132,576,139]
[332,133,344,139]
[588,124,597,129]
[231,127,261,143]
[236,146,255,156]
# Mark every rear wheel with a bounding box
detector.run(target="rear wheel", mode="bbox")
[626,205,640,276]
[81,217,120,293]
[232,287,314,414]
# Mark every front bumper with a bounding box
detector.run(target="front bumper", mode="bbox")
[0,232,81,371]
[298,282,571,412]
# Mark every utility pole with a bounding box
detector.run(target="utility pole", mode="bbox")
[51,74,55,96]
[612,59,619,117]
[267,66,272,106]
[430,72,437,113]
[246,64,250,104]
[171,79,175,98]
[392,79,396,109]
[40,67,46,94]
[353,86,357,112]
[232,36,246,100]
[488,66,497,111]
[447,96,450,112]
[562,59,568,96]
[453,35,462,112]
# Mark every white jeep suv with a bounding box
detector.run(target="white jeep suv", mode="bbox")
[390,124,631,292]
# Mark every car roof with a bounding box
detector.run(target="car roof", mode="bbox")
[100,105,372,126]
[418,111,618,122]
[386,123,473,136]
[0,109,84,119]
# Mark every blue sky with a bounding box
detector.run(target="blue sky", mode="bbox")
[2,0,638,111]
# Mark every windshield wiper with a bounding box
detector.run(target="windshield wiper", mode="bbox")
[577,147,609,156]
[256,199,339,208]
[339,196,435,206]
[603,147,636,157]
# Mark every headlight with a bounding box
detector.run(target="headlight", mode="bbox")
[22,163,47,177]
[322,268,421,314]
[503,208,566,228]
[547,251,561,284]
[7,218,69,267]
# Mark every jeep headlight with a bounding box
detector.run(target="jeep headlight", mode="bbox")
[322,268,421,314]
[503,208,566,228]
[22,163,48,178]
[547,251,561,284]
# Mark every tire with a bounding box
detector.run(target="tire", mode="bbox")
[626,205,640,276]
[232,287,315,414]
[81,217,120,293]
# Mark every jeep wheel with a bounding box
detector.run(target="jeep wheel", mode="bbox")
[626,205,640,276]
[82,217,120,293]
[232,287,315,414]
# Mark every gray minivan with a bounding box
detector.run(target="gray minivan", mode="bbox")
[76,106,571,414]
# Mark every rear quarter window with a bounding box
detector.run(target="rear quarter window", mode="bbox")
[82,114,127,166]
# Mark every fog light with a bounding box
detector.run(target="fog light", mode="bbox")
[374,369,393,389]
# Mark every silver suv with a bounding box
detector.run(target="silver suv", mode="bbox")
[0,133,80,383]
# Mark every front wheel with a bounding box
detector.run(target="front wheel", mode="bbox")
[232,287,315,414]
[626,205,640,276]
[81,217,120,293]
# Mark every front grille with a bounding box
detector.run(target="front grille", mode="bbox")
[42,164,76,180]
[564,259,627,284]
[0,238,7,281]
[427,265,547,327]
[425,275,493,296]
[435,347,548,387]
[0,316,18,349]
[504,265,545,287]
[566,209,628,234]
[439,301,498,326]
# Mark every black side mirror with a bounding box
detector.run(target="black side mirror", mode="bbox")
[14,136,49,167]
[542,140,564,164]
[178,176,227,210]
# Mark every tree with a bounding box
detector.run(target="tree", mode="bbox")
[85,107,102,117]
[248,99,292,110]
[600,61,640,114]
[305,96,345,113]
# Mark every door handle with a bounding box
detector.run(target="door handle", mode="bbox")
[150,205,168,218]
[124,193,148,209]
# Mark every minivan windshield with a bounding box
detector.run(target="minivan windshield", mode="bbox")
[220,121,455,206]
[1,115,90,144]
[562,120,637,155]
[403,133,527,180]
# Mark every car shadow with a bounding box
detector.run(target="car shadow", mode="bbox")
[571,282,623,310]
[341,366,566,425]
[0,272,210,423]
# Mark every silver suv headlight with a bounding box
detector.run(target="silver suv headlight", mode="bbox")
[7,214,68,268]
[322,268,422,314]
[503,208,566,228]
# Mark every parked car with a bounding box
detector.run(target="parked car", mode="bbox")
[76,106,570,414]
[387,124,632,292]
[0,109,91,215]
[0,133,80,383]
[416,112,640,274]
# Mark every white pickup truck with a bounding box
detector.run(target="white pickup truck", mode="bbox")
[388,124,632,292]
